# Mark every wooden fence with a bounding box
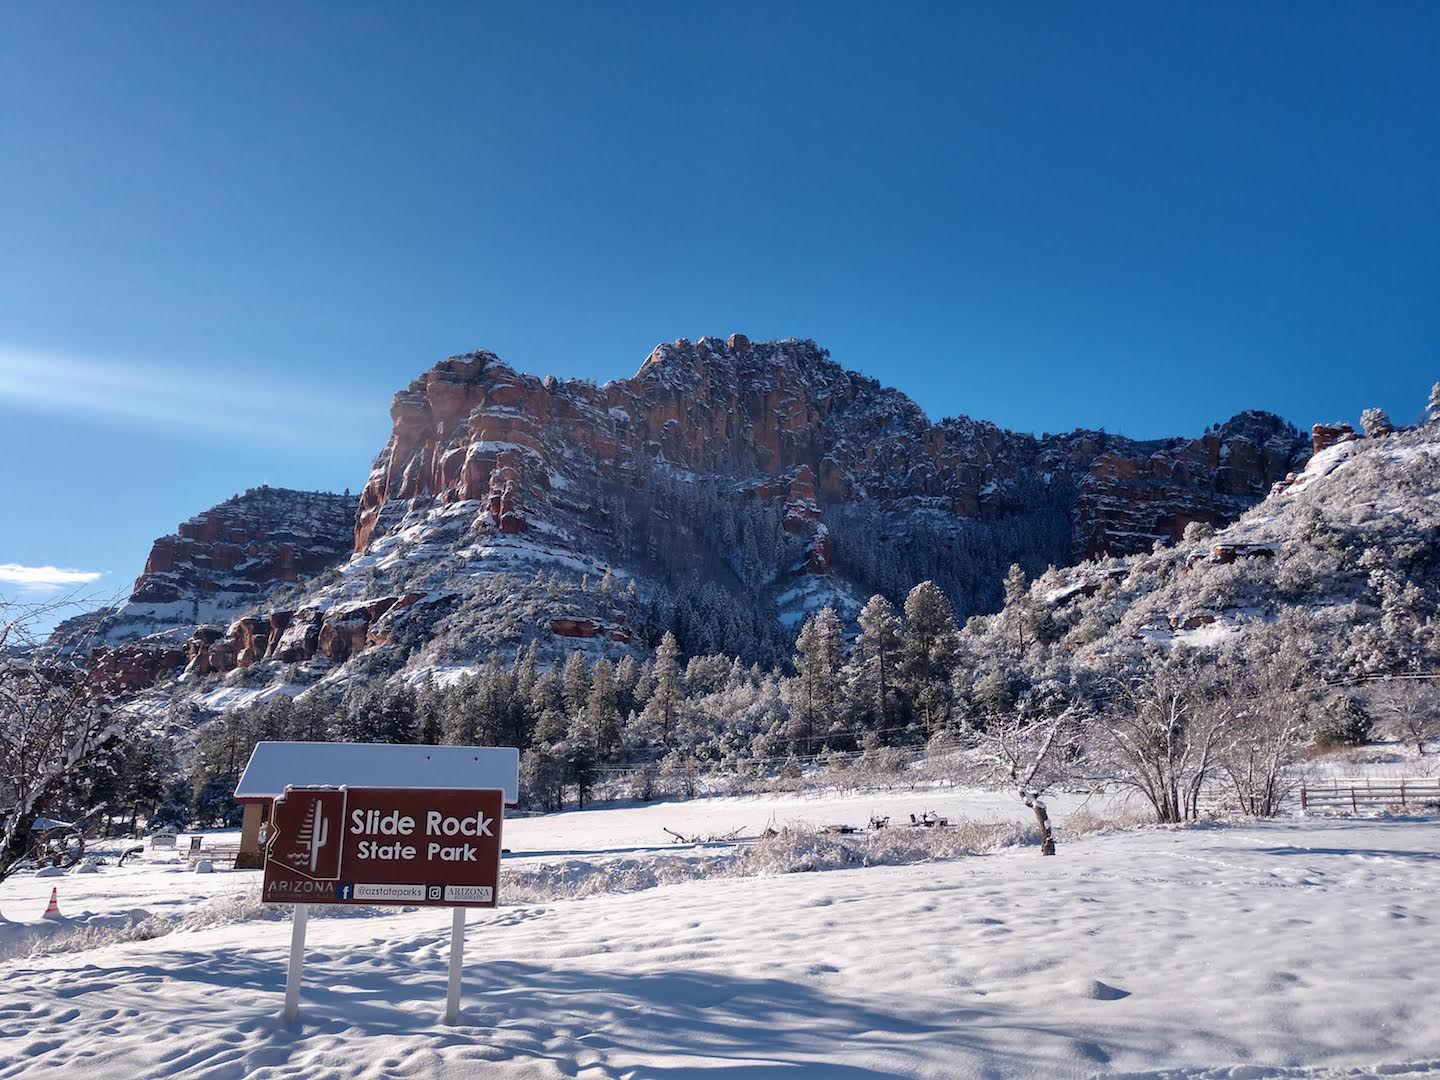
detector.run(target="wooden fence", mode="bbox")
[1298,776,1440,813]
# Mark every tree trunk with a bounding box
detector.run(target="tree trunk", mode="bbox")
[1026,796,1056,856]
[0,807,40,883]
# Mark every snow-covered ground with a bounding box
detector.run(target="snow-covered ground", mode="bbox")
[1,790,1438,1078]
[1299,741,1440,781]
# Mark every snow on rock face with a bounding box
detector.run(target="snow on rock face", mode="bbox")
[991,424,1440,669]
[1071,410,1308,558]
[81,338,1313,704]
[55,487,358,691]
[356,342,1307,563]
[135,487,357,606]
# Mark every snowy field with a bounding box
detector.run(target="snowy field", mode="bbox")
[1,789,1438,1078]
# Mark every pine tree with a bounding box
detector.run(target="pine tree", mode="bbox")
[513,642,539,702]
[1000,563,1041,658]
[1360,407,1393,437]
[614,654,641,720]
[853,594,902,737]
[469,651,505,745]
[416,674,444,745]
[529,670,567,746]
[443,675,480,745]
[561,651,591,721]
[901,581,960,737]
[582,658,623,762]
[372,683,417,743]
[792,608,844,754]
[287,695,331,742]
[645,631,682,747]
[510,642,540,746]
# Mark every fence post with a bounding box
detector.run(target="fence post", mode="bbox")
[1299,781,1307,811]
[1350,786,1358,814]
[1401,779,1406,807]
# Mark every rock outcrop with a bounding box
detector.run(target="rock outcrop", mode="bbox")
[57,486,358,689]
[179,593,427,677]
[134,487,357,608]
[357,339,1309,565]
[1311,422,1358,454]
[1071,411,1307,557]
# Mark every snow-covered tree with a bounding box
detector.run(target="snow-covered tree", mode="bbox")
[529,669,567,746]
[613,654,640,721]
[1372,679,1438,754]
[643,631,683,747]
[998,563,1049,658]
[416,673,444,745]
[1210,631,1312,816]
[901,581,960,737]
[851,595,903,737]
[561,650,591,719]
[581,657,624,762]
[1,601,132,881]
[1090,655,1229,824]
[973,697,1080,855]
[791,608,844,754]
[1360,407,1393,437]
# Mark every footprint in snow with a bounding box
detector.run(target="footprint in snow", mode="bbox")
[1071,1039,1112,1064]
[1264,970,1303,992]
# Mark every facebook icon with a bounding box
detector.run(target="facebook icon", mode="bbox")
[337,883,354,900]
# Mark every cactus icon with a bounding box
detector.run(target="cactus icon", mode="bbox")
[288,798,332,873]
[309,808,330,873]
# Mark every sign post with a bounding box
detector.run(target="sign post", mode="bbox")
[262,785,505,1023]
[445,907,466,1024]
[282,903,310,1023]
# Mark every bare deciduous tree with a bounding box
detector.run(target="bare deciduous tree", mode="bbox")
[0,599,129,882]
[974,692,1081,854]
[1372,679,1438,755]
[1210,637,1312,817]
[1091,655,1228,824]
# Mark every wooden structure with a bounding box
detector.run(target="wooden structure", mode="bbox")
[232,742,520,869]
[1298,776,1440,814]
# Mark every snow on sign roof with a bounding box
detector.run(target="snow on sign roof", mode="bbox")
[233,742,520,804]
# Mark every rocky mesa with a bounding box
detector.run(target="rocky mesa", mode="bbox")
[74,336,1311,703]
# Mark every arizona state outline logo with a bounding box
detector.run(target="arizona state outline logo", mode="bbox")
[266,788,347,881]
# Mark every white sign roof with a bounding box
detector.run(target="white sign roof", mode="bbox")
[234,742,520,804]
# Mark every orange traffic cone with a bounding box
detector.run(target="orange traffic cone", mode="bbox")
[42,887,62,919]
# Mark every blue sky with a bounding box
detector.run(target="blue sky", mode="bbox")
[2,2,1437,613]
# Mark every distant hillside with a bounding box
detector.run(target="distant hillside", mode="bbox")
[958,421,1440,702]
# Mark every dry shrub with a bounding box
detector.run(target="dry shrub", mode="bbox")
[1060,805,1153,838]
[501,855,732,903]
[740,820,1032,875]
[502,819,1031,902]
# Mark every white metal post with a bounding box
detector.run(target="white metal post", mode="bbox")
[282,903,310,1023]
[444,906,465,1024]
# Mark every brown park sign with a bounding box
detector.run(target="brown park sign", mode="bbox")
[262,786,503,908]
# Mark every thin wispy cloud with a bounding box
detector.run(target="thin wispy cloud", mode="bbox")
[0,345,377,445]
[0,562,105,594]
